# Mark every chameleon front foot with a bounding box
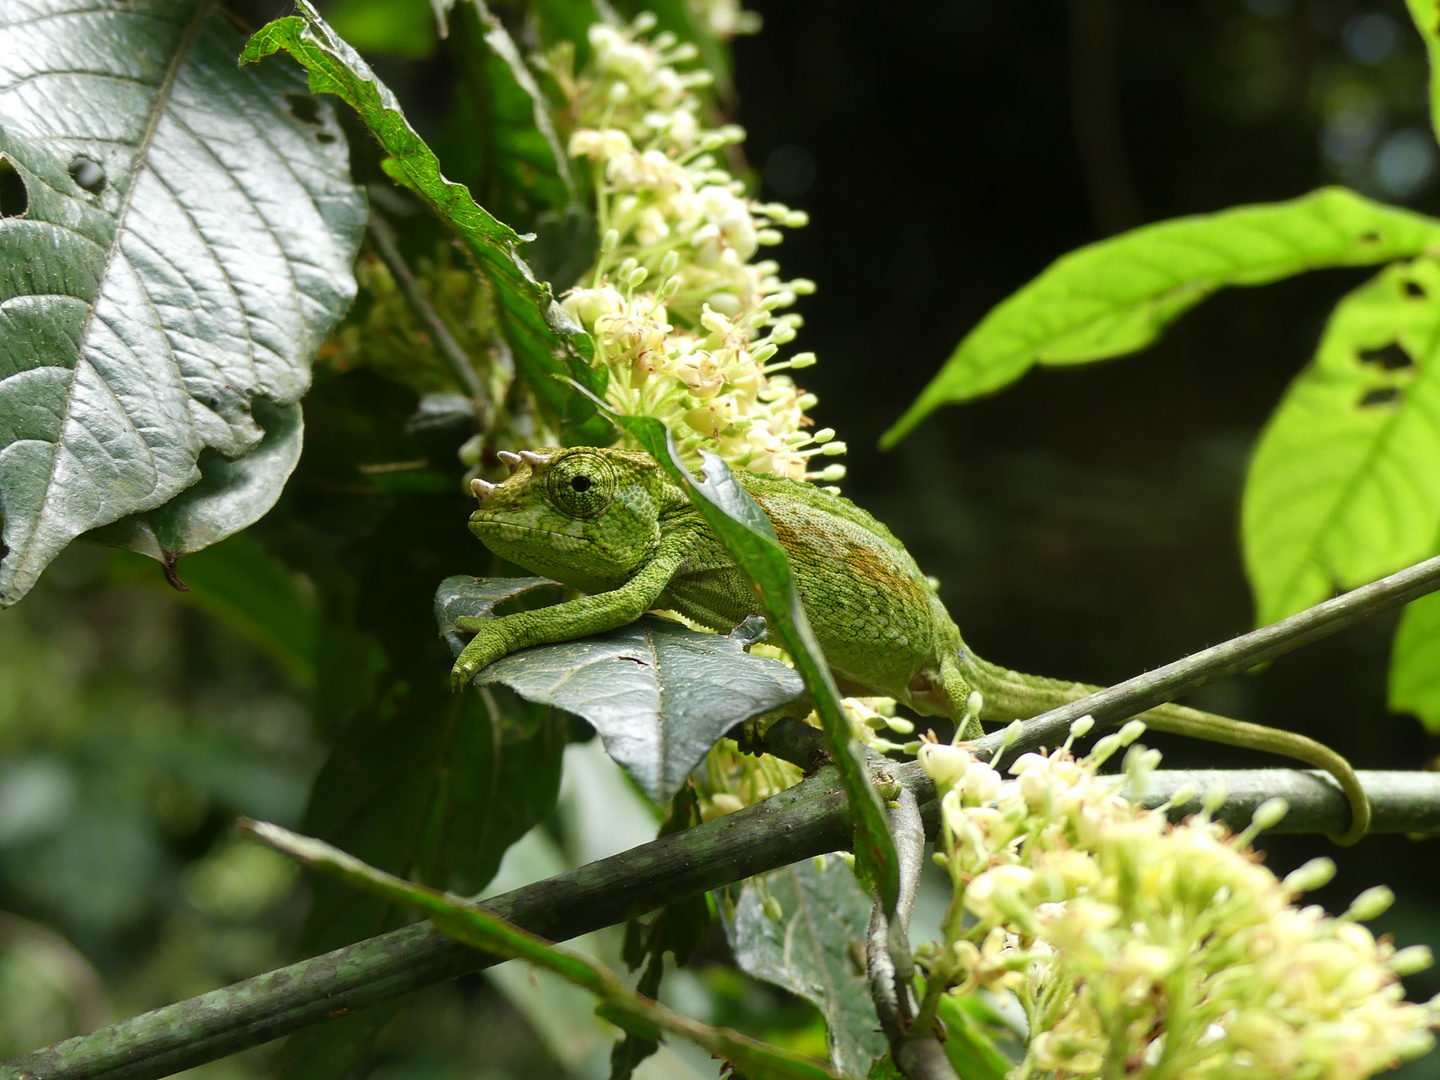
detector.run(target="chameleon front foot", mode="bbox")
[449,618,506,691]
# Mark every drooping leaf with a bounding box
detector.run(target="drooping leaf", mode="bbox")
[1242,258,1440,625]
[934,994,1018,1080]
[723,856,887,1077]
[436,574,804,801]
[0,0,366,606]
[593,404,899,915]
[85,398,303,567]
[1407,0,1440,145]
[882,188,1440,447]
[241,4,610,441]
[247,819,847,1080]
[1390,590,1440,731]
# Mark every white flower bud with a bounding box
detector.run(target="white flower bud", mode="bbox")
[817,463,846,482]
[789,352,817,368]
[1345,885,1396,922]
[600,228,620,254]
[790,278,817,294]
[1069,714,1095,739]
[919,742,971,790]
[756,228,784,245]
[608,80,629,103]
[1283,857,1336,894]
[762,895,784,922]
[1117,720,1146,745]
[659,249,680,276]
[812,427,835,443]
[1390,945,1434,976]
[750,343,778,364]
[821,441,847,456]
[768,322,797,344]
[1250,797,1289,832]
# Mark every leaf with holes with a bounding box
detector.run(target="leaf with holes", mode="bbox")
[435,574,804,802]
[241,3,610,441]
[1407,0,1440,145]
[1242,258,1440,625]
[723,855,887,1077]
[0,0,365,606]
[883,188,1440,447]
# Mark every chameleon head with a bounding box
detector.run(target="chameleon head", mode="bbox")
[467,447,667,591]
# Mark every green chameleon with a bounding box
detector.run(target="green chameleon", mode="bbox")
[451,446,1369,844]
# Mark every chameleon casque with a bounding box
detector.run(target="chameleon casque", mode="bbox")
[451,446,1369,843]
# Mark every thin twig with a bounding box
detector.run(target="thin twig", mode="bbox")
[11,553,1440,1079]
[366,213,489,402]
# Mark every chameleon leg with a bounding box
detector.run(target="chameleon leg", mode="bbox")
[939,653,983,742]
[965,654,1371,845]
[450,537,693,690]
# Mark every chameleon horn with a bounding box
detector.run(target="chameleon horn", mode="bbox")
[497,450,522,470]
[470,477,496,501]
[519,450,550,468]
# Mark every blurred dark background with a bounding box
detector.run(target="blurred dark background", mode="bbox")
[3,0,1439,1074]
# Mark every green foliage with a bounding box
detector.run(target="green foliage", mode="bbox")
[242,3,608,440]
[437,575,804,800]
[1243,258,1440,625]
[0,0,365,607]
[883,188,1440,447]
[248,820,848,1080]
[723,856,888,1077]
[1390,590,1440,731]
[1409,0,1440,146]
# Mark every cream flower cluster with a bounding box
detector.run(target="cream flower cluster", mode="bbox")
[916,722,1439,1080]
[553,16,841,482]
[685,0,762,39]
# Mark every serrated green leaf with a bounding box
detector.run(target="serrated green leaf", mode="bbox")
[0,0,365,607]
[1390,590,1440,731]
[1242,258,1440,625]
[883,188,1440,448]
[241,4,608,439]
[591,404,898,916]
[1407,0,1440,145]
[723,857,887,1077]
[247,820,848,1080]
[436,574,804,801]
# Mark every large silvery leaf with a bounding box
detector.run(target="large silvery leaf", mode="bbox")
[1242,258,1440,625]
[883,188,1440,447]
[0,0,366,606]
[436,575,805,801]
[723,856,888,1077]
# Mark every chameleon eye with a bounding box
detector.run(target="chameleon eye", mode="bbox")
[547,451,616,518]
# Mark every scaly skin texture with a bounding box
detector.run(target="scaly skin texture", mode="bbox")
[453,447,1370,843]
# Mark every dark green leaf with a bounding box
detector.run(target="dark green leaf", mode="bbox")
[278,683,565,1073]
[589,403,898,914]
[450,0,576,227]
[436,574,804,801]
[1390,591,1440,731]
[724,856,887,1077]
[241,4,607,438]
[248,820,847,1080]
[934,994,1015,1080]
[1242,259,1440,625]
[883,188,1440,447]
[0,0,365,606]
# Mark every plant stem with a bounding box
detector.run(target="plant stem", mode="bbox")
[366,213,489,402]
[10,551,1440,1079]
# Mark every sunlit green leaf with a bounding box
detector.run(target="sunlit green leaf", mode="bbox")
[436,575,804,801]
[1242,258,1440,625]
[1390,591,1440,731]
[724,856,887,1077]
[248,820,848,1080]
[883,188,1440,447]
[0,0,365,607]
[1407,0,1440,145]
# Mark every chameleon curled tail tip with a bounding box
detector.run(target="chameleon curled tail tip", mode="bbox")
[471,478,496,502]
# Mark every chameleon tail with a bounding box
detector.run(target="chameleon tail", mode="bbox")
[963,654,1370,846]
